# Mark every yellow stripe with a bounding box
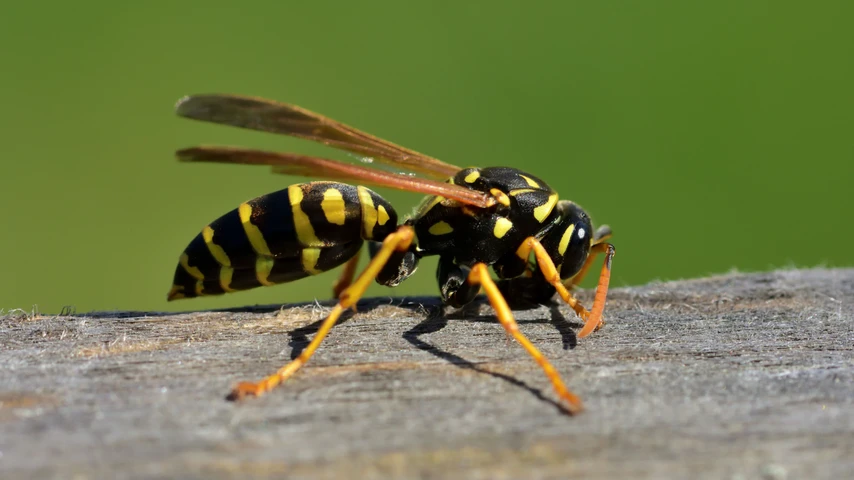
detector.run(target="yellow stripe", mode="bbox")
[219,266,235,292]
[520,175,540,188]
[179,253,204,280]
[464,170,481,183]
[489,188,510,207]
[428,221,454,236]
[194,280,204,296]
[167,285,185,300]
[533,193,558,223]
[558,224,575,256]
[321,188,347,226]
[508,188,537,197]
[238,203,272,256]
[289,185,321,246]
[256,256,275,286]
[358,186,378,239]
[202,226,231,267]
[377,205,390,226]
[493,217,513,239]
[301,247,322,274]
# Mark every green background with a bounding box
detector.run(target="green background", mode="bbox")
[2,1,851,314]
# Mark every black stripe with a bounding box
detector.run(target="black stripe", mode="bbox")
[247,188,302,258]
[170,263,200,298]
[201,277,226,296]
[268,257,312,284]
[316,241,363,271]
[209,209,256,269]
[227,268,263,291]
[182,232,220,279]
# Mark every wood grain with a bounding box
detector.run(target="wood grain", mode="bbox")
[2,268,852,479]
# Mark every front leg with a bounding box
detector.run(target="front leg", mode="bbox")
[525,237,615,338]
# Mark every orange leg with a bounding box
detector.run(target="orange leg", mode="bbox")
[229,226,415,401]
[332,250,361,298]
[526,238,615,339]
[468,263,583,415]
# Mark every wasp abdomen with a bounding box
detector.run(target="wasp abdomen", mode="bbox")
[168,182,398,300]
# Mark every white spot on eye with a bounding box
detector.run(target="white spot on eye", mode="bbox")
[578,228,586,239]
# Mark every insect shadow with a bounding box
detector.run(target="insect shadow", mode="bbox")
[287,296,581,413]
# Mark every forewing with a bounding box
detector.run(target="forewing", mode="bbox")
[175,94,462,179]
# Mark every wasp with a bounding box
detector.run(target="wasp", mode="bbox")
[167,94,615,414]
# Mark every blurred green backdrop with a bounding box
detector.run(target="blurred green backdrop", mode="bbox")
[2,1,851,314]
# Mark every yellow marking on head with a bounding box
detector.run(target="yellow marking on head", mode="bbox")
[377,205,390,226]
[256,256,275,286]
[464,170,481,183]
[219,266,235,292]
[289,185,321,246]
[493,217,513,239]
[179,253,205,280]
[534,193,559,223]
[428,221,454,236]
[194,280,204,296]
[167,285,185,301]
[489,188,511,207]
[238,203,272,256]
[301,247,322,274]
[357,186,378,239]
[520,175,540,189]
[321,188,347,226]
[202,226,232,267]
[558,224,575,256]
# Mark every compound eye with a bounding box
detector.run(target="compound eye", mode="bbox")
[557,226,588,278]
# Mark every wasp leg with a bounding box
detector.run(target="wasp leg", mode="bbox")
[368,240,420,287]
[564,225,613,289]
[332,250,361,298]
[437,255,479,308]
[467,263,583,414]
[228,225,416,401]
[526,238,615,339]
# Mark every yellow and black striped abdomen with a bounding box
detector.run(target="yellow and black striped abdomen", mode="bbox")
[167,182,398,300]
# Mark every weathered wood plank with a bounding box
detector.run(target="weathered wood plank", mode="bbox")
[1,268,852,479]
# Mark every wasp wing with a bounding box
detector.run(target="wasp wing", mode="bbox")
[176,94,462,180]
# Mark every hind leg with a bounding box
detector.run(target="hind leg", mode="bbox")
[229,226,416,400]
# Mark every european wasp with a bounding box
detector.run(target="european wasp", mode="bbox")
[168,95,615,414]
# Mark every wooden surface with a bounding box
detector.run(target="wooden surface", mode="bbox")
[1,268,852,479]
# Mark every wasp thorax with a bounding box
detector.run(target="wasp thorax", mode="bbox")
[412,167,561,265]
